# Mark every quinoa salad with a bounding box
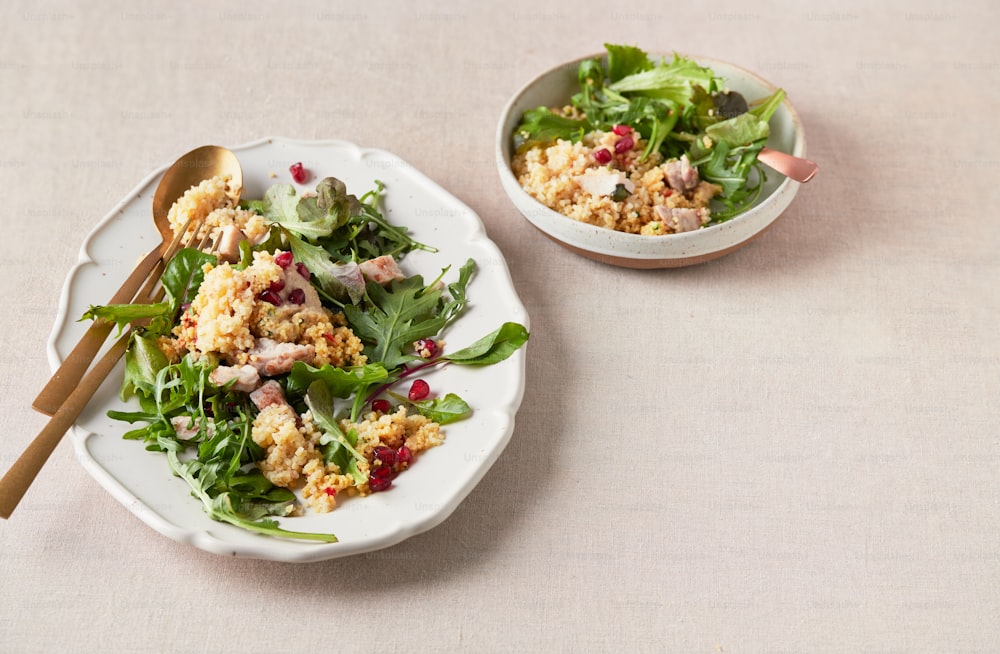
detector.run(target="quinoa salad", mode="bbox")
[84,164,528,542]
[512,44,787,235]
[512,125,721,235]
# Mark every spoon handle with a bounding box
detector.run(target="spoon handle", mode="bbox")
[758,147,819,183]
[1,331,130,519]
[31,244,163,416]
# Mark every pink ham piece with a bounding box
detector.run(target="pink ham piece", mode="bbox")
[653,206,709,233]
[249,380,290,411]
[209,364,261,393]
[170,415,211,439]
[247,338,315,376]
[663,155,700,192]
[359,255,405,285]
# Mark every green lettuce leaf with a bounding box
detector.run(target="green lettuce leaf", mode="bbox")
[604,43,652,82]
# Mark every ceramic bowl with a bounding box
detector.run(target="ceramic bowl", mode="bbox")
[495,53,807,268]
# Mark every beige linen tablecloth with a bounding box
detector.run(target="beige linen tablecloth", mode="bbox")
[2,1,997,652]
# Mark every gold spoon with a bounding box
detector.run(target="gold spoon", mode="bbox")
[31,146,242,416]
[757,147,819,183]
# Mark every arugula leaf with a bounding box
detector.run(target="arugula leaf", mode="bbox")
[388,391,471,424]
[113,354,337,542]
[343,274,451,370]
[749,88,786,121]
[80,248,215,335]
[80,302,171,334]
[304,381,367,485]
[443,322,530,366]
[285,361,390,398]
[167,450,336,542]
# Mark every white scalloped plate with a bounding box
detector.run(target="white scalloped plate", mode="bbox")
[48,137,529,562]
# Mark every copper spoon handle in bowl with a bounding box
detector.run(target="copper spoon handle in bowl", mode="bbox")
[758,147,818,183]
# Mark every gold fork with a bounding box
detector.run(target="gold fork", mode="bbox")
[0,217,217,519]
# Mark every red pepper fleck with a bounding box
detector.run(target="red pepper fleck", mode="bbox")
[324,487,337,497]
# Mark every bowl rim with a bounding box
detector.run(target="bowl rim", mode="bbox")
[495,51,806,263]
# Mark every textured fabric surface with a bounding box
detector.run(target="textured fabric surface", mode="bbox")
[1,1,998,652]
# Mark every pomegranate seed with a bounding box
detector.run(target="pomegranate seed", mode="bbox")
[408,379,430,401]
[371,399,391,413]
[414,338,438,358]
[289,288,305,305]
[396,445,412,467]
[295,262,311,280]
[289,162,307,183]
[259,290,282,306]
[593,148,612,164]
[613,124,632,136]
[269,278,285,293]
[369,466,393,492]
[614,135,634,154]
[323,487,337,497]
[373,446,397,467]
[274,251,293,268]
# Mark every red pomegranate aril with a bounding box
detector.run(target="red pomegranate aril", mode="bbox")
[369,466,393,492]
[369,475,392,492]
[414,338,438,358]
[289,288,305,305]
[373,446,397,468]
[408,379,430,401]
[614,135,634,154]
[289,162,307,183]
[323,487,337,497]
[612,124,632,136]
[371,398,391,413]
[274,251,294,268]
[396,445,413,467]
[295,262,311,280]
[269,278,285,293]
[593,148,613,164]
[259,290,282,306]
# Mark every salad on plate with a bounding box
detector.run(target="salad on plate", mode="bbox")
[82,166,529,543]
